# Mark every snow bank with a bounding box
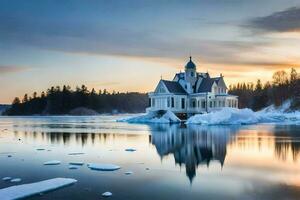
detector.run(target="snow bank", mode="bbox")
[87,163,121,171]
[117,111,181,124]
[187,108,259,125]
[187,106,300,125]
[0,178,77,200]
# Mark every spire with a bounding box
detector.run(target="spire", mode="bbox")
[189,56,192,61]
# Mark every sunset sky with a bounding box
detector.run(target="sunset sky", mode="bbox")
[1,0,300,103]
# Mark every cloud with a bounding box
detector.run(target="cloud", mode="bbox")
[246,7,300,33]
[0,66,28,74]
[0,0,291,70]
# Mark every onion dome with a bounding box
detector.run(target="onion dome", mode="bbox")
[185,56,196,70]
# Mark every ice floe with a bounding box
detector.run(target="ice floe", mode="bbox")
[102,191,112,197]
[43,160,61,165]
[186,107,300,125]
[87,163,121,171]
[69,162,84,166]
[117,110,181,124]
[0,178,77,200]
[125,148,136,152]
[125,171,133,175]
[68,165,79,170]
[2,177,12,181]
[68,152,85,156]
[10,178,21,183]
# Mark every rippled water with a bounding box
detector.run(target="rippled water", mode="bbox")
[0,115,300,200]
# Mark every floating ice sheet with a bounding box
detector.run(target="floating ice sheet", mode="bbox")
[0,178,77,200]
[125,148,136,152]
[118,110,181,124]
[102,191,112,197]
[87,163,121,171]
[69,162,84,166]
[43,160,61,165]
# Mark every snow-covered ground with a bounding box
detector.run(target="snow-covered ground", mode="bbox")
[118,101,300,125]
[0,178,77,200]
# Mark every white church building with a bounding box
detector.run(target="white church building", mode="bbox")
[147,57,238,118]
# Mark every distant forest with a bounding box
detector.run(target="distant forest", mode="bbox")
[4,85,148,115]
[229,68,300,111]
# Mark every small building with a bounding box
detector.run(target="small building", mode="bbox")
[147,57,238,118]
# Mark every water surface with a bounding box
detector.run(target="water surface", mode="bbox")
[0,115,300,200]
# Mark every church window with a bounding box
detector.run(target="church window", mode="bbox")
[181,98,185,109]
[171,97,174,108]
[202,101,206,108]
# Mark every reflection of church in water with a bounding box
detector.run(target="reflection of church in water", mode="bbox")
[150,125,238,182]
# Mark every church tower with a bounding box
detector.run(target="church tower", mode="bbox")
[184,56,197,89]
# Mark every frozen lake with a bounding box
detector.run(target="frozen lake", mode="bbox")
[0,115,300,199]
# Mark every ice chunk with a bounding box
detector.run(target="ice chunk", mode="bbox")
[43,160,61,165]
[10,178,22,183]
[125,148,136,152]
[68,165,79,170]
[69,162,84,166]
[0,178,77,200]
[125,171,133,175]
[118,110,181,124]
[2,177,12,181]
[187,108,259,125]
[186,106,300,125]
[87,163,121,171]
[102,191,112,197]
[68,152,85,155]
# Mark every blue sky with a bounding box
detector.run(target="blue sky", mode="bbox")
[1,0,300,103]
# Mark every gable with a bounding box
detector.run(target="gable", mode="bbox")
[154,81,169,94]
[216,77,227,89]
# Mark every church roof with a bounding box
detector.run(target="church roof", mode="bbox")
[197,77,222,93]
[162,80,187,94]
[185,56,196,70]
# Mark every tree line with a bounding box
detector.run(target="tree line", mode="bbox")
[228,68,300,111]
[4,85,148,115]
